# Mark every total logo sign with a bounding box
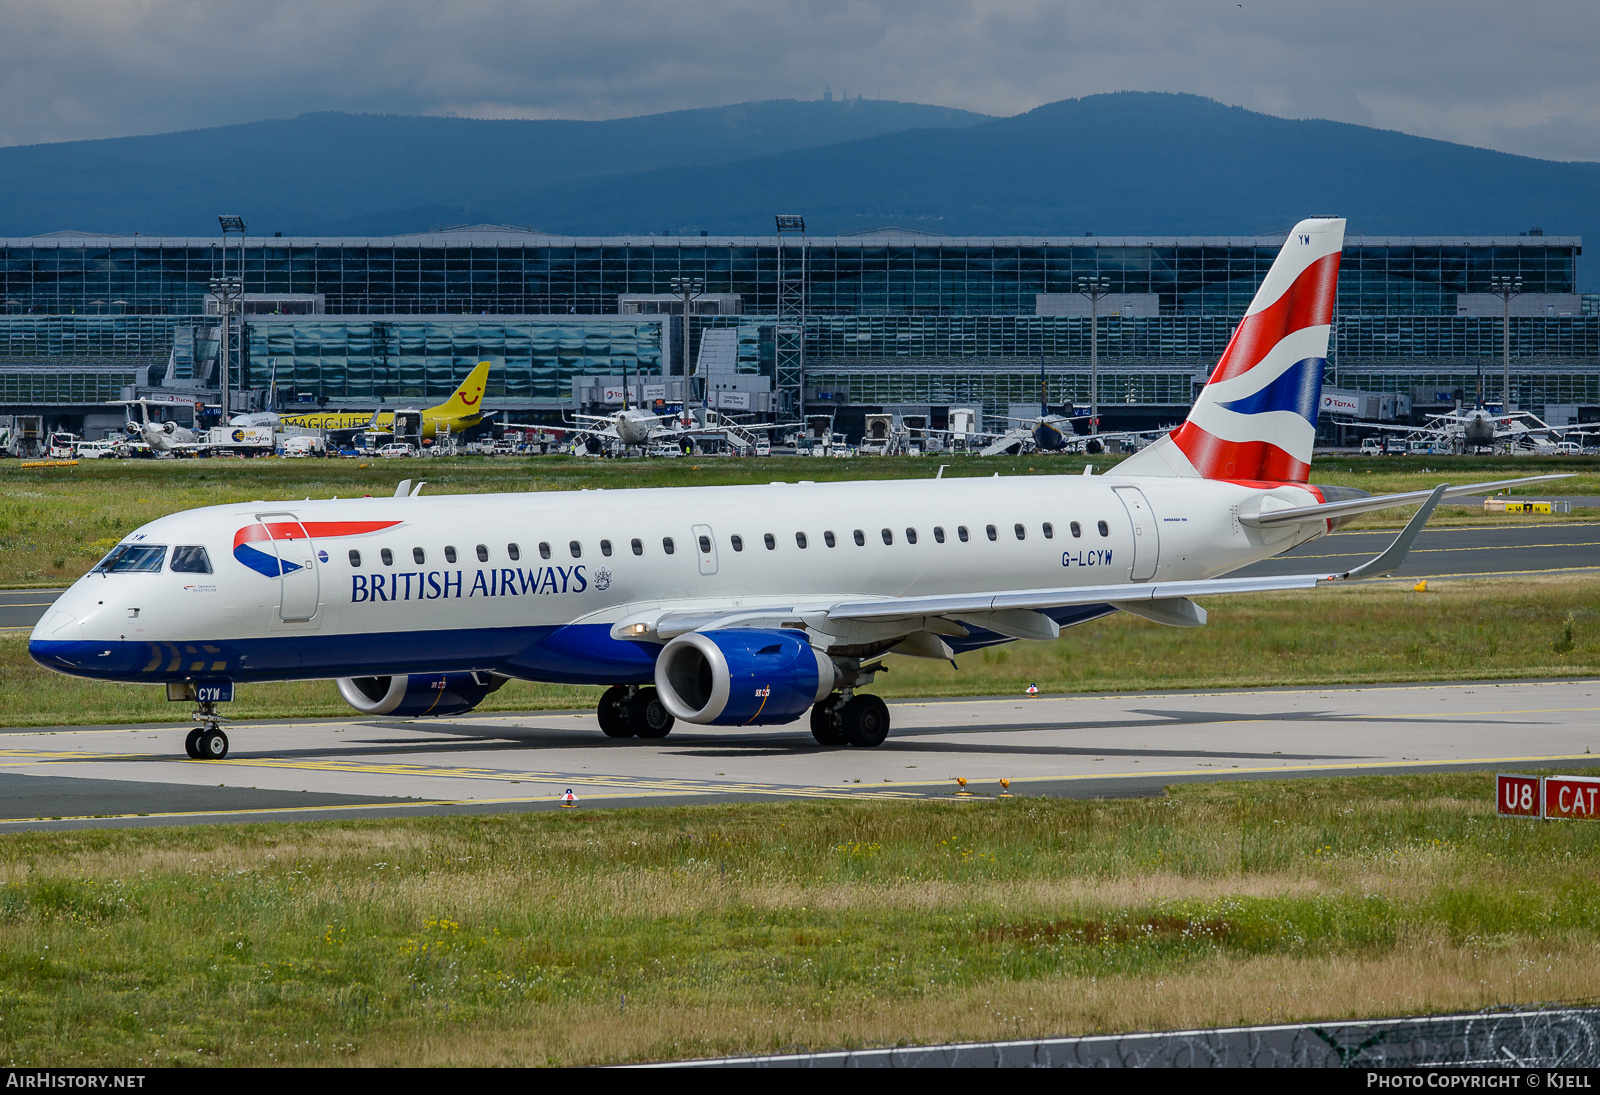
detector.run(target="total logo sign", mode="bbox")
[1320,391,1361,416]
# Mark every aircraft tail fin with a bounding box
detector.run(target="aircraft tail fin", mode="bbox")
[434,361,491,417]
[1114,217,1345,483]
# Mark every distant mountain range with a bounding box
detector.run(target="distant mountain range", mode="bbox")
[3,92,1597,287]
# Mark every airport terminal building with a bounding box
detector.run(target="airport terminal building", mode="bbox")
[2,225,1596,438]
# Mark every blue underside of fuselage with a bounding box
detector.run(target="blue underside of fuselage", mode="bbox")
[28,604,1118,685]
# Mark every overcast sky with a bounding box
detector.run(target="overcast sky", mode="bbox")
[5,0,1598,161]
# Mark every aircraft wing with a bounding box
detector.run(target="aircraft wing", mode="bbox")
[1234,474,1571,528]
[611,486,1451,644]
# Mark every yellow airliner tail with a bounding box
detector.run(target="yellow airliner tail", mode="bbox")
[433,361,492,418]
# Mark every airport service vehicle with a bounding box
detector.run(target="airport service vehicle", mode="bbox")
[48,432,81,459]
[206,426,275,456]
[1359,439,1382,456]
[378,443,417,459]
[75,440,119,460]
[282,435,327,458]
[30,219,1567,761]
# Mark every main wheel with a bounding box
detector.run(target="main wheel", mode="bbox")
[184,728,204,759]
[810,700,847,746]
[841,695,890,748]
[198,728,229,759]
[628,687,675,739]
[597,685,633,737]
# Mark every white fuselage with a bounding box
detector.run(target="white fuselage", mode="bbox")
[31,474,1327,687]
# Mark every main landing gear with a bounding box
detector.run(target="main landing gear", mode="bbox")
[185,701,230,760]
[597,685,676,739]
[810,693,890,748]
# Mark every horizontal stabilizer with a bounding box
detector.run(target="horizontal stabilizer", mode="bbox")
[1240,474,1572,527]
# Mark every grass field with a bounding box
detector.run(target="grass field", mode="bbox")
[2,771,1598,1066]
[2,452,1597,587]
[3,574,1595,727]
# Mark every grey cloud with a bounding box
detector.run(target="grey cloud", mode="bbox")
[2,0,1598,160]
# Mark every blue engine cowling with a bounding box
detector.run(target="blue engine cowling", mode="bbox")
[654,629,836,726]
[336,672,507,717]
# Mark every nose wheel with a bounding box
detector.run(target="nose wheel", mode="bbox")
[186,702,231,759]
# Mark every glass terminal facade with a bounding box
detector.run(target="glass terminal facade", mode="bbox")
[0,228,1593,423]
[0,231,1579,317]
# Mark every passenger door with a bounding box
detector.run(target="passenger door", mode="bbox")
[254,512,321,621]
[1111,486,1159,582]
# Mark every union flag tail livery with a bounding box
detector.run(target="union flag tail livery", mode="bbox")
[1117,217,1345,484]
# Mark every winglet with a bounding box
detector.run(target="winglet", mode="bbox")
[393,479,412,499]
[1339,484,1447,580]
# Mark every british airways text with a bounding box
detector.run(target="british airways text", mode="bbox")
[350,566,589,603]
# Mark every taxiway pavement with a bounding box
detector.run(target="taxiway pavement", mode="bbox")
[2,678,1595,830]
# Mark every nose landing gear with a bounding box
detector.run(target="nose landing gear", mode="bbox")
[185,702,231,759]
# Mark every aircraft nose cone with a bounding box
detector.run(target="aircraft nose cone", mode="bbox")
[30,606,80,642]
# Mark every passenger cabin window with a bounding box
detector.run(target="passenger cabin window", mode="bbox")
[1043,523,1054,539]
[881,528,893,545]
[853,529,865,546]
[764,533,776,550]
[958,526,970,543]
[348,549,362,567]
[381,548,394,566]
[538,542,550,560]
[662,537,675,555]
[476,544,489,562]
[1098,521,1110,537]
[508,543,521,561]
[1014,523,1026,541]
[731,535,744,552]
[1070,522,1082,538]
[444,546,457,563]
[698,535,712,554]
[92,544,166,574]
[934,526,945,543]
[600,540,613,557]
[905,528,918,545]
[169,546,212,574]
[631,538,644,556]
[795,532,808,549]
[986,524,998,541]
[569,541,582,559]
[413,547,426,564]
[824,531,836,548]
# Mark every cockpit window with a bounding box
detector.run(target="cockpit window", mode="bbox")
[169,546,212,574]
[93,544,167,573]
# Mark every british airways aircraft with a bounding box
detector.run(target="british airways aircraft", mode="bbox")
[29,218,1561,760]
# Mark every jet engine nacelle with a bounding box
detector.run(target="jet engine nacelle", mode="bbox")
[654,629,835,726]
[336,671,507,717]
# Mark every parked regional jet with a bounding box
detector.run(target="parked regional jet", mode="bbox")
[271,361,493,441]
[30,219,1566,760]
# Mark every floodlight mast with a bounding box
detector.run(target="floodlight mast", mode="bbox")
[1490,275,1523,410]
[1077,275,1110,435]
[775,215,807,422]
[669,276,705,404]
[215,215,246,422]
